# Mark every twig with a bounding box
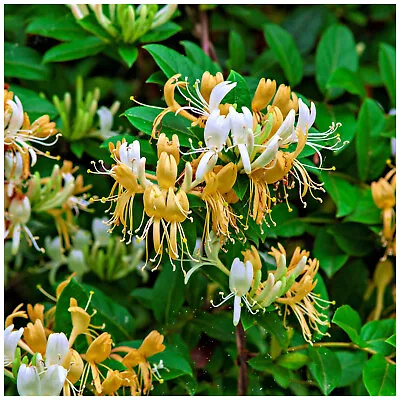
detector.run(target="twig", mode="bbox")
[235,321,248,395]
[287,341,396,365]
[200,10,218,62]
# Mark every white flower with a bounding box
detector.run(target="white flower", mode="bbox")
[211,258,258,326]
[195,109,231,181]
[297,98,316,135]
[17,363,67,396]
[229,106,255,174]
[4,325,24,366]
[45,332,69,367]
[118,140,141,175]
[94,106,118,140]
[208,81,236,114]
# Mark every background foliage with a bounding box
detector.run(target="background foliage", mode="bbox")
[5,4,396,396]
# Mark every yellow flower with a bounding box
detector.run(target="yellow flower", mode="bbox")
[5,303,28,327]
[122,330,165,394]
[23,319,47,355]
[199,163,240,242]
[84,332,113,393]
[101,370,123,395]
[271,84,299,118]
[371,166,396,257]
[252,78,277,113]
[242,245,262,272]
[273,245,333,344]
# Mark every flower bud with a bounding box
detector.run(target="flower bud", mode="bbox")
[252,78,276,111]
[242,245,262,272]
[157,133,180,164]
[27,304,44,323]
[200,71,224,103]
[9,196,31,225]
[156,152,177,189]
[272,84,299,118]
[23,319,47,355]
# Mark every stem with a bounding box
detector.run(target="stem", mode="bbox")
[235,321,248,396]
[200,9,218,62]
[288,342,396,365]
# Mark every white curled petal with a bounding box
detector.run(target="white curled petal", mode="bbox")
[6,97,24,134]
[238,143,251,174]
[40,365,68,396]
[97,106,113,134]
[17,365,41,396]
[209,81,237,112]
[4,325,24,366]
[195,151,217,181]
[275,109,295,142]
[45,333,69,367]
[233,295,242,326]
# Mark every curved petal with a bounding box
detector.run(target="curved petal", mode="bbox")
[195,151,217,181]
[17,365,41,396]
[233,295,242,326]
[238,143,251,174]
[45,332,69,367]
[209,81,237,112]
[40,365,68,396]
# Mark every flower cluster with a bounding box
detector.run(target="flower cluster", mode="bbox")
[69,4,177,44]
[209,243,333,344]
[4,276,166,396]
[93,71,346,269]
[4,89,91,255]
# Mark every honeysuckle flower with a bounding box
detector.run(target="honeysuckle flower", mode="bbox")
[83,332,113,393]
[252,78,277,114]
[198,163,240,242]
[271,84,299,118]
[89,139,145,243]
[372,166,396,258]
[17,363,68,396]
[45,333,69,367]
[23,319,47,355]
[269,244,334,344]
[4,91,60,168]
[149,72,235,137]
[4,324,24,366]
[90,105,120,140]
[5,195,43,255]
[229,106,255,174]
[5,151,28,197]
[100,370,123,395]
[120,330,165,394]
[212,258,258,326]
[150,4,178,29]
[195,109,231,181]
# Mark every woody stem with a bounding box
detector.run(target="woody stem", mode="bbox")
[200,9,218,62]
[235,321,248,395]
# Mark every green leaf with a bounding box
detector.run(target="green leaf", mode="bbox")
[264,204,309,239]
[26,15,88,41]
[11,86,57,120]
[313,228,349,278]
[76,13,113,41]
[277,353,309,370]
[5,42,50,81]
[146,71,166,85]
[233,174,249,200]
[118,46,138,68]
[328,223,376,257]
[327,67,367,98]
[140,21,181,43]
[332,305,364,345]
[263,23,303,86]
[345,189,381,225]
[223,70,252,109]
[248,355,273,371]
[228,31,246,71]
[360,65,383,87]
[124,106,196,146]
[257,312,289,350]
[152,266,185,325]
[379,43,396,106]
[321,172,359,217]
[335,350,367,388]
[180,41,221,74]
[70,142,85,158]
[362,354,396,396]
[143,44,203,82]
[43,37,106,63]
[308,347,341,395]
[55,278,135,342]
[316,24,358,99]
[356,99,390,181]
[192,312,236,342]
[360,319,396,356]
[386,333,396,348]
